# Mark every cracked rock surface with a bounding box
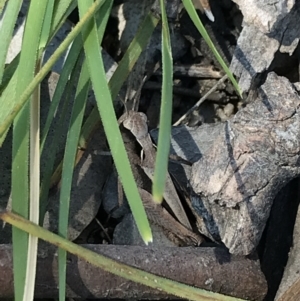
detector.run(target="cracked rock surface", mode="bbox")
[187,72,300,254]
[231,0,300,92]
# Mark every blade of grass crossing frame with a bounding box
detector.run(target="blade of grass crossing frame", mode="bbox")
[40,41,84,224]
[58,2,112,300]
[12,105,30,301]
[51,0,76,35]
[23,3,55,300]
[40,53,83,224]
[41,34,83,151]
[0,0,71,92]
[152,0,173,203]
[182,0,242,98]
[0,211,247,301]
[24,58,41,301]
[78,0,152,243]
[0,0,105,139]
[58,59,90,301]
[79,11,159,149]
[0,0,22,84]
[39,1,55,50]
[108,12,160,98]
[48,0,119,196]
[0,0,73,144]
[12,1,48,300]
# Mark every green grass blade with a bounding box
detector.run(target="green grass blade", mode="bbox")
[0,211,246,301]
[0,0,104,139]
[12,1,48,300]
[0,0,22,84]
[40,34,83,151]
[39,1,55,50]
[58,2,112,300]
[152,0,173,203]
[39,42,84,224]
[39,57,82,224]
[0,53,19,95]
[51,0,76,34]
[109,12,160,98]
[24,58,41,301]
[79,11,159,151]
[12,104,30,301]
[78,0,152,244]
[24,3,56,298]
[183,0,242,97]
[58,59,90,301]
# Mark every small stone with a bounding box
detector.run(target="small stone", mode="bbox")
[223,103,235,117]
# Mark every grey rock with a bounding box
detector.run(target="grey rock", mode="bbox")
[190,73,300,254]
[231,1,300,92]
[232,0,295,34]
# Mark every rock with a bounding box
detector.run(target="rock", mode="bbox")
[190,73,300,254]
[231,0,300,92]
[232,0,295,34]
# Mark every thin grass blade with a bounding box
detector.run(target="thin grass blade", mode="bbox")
[12,1,48,300]
[40,34,83,151]
[39,41,84,224]
[0,0,22,84]
[39,1,55,50]
[58,2,112,300]
[23,3,56,299]
[0,211,247,301]
[152,0,173,203]
[182,0,242,97]
[0,0,104,139]
[78,0,152,244]
[79,11,159,149]
[24,58,41,301]
[51,0,77,35]
[57,58,90,301]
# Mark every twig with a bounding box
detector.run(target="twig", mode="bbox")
[173,74,228,126]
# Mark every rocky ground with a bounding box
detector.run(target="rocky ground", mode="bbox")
[1,1,300,300]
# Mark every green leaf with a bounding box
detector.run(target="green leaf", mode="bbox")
[58,1,112,300]
[0,0,22,84]
[57,58,89,301]
[78,0,152,244]
[12,1,49,300]
[152,0,173,202]
[39,38,84,223]
[0,0,105,139]
[0,211,247,301]
[79,11,159,149]
[182,0,242,98]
